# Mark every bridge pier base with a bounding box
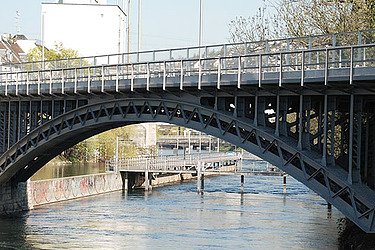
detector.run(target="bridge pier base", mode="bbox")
[144,171,152,191]
[0,180,32,215]
[120,172,129,191]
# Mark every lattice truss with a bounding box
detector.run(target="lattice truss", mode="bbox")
[0,98,373,231]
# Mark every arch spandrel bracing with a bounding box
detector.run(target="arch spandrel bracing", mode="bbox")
[0,30,375,232]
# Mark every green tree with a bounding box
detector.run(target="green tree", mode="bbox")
[27,42,85,70]
[27,42,79,61]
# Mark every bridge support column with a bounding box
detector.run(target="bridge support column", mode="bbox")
[297,95,311,150]
[144,171,152,191]
[120,172,129,191]
[0,180,32,215]
[327,96,337,166]
[278,96,288,137]
[348,95,363,184]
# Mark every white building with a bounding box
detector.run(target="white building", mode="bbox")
[41,0,126,57]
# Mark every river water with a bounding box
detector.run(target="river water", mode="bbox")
[0,174,342,249]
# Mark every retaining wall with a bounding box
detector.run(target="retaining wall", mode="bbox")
[29,173,123,206]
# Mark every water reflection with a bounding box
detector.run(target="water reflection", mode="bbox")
[31,162,105,181]
[0,175,342,249]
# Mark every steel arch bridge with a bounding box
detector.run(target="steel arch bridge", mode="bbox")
[1,30,375,232]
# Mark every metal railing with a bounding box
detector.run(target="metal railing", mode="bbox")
[8,29,375,72]
[105,152,241,173]
[1,43,374,94]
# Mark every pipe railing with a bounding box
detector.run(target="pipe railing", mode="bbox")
[0,43,374,94]
[8,29,375,73]
[105,152,242,172]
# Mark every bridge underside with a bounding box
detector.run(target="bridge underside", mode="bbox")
[0,79,374,232]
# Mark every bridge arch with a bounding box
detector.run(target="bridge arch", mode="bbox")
[0,97,374,232]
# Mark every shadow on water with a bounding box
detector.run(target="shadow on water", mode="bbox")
[0,212,31,249]
[338,218,375,249]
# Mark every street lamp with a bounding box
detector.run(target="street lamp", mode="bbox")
[137,0,142,62]
[127,0,131,63]
[198,0,203,58]
[41,11,45,70]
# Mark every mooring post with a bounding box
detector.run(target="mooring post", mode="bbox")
[283,174,287,193]
[240,174,245,192]
[144,171,149,191]
[197,161,204,193]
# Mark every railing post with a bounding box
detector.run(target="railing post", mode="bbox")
[258,54,262,88]
[237,56,241,89]
[49,70,52,95]
[5,73,8,96]
[198,59,202,90]
[350,46,354,85]
[26,72,29,96]
[74,68,77,94]
[279,52,283,87]
[217,57,221,89]
[324,48,329,86]
[301,51,305,86]
[116,65,119,92]
[37,71,41,95]
[131,64,134,92]
[87,67,91,93]
[163,61,166,90]
[101,65,105,92]
[180,60,184,90]
[146,62,150,91]
[61,69,65,95]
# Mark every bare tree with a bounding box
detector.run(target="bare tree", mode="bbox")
[229,0,375,42]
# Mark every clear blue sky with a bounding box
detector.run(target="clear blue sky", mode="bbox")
[0,0,266,51]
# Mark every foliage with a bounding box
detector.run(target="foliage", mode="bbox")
[27,42,79,62]
[26,42,86,70]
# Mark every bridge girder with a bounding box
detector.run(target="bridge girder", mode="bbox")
[0,98,373,232]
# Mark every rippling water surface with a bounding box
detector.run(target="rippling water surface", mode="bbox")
[0,174,342,249]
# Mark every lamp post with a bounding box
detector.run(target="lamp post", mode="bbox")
[137,0,142,62]
[41,11,45,70]
[198,0,203,58]
[127,0,131,63]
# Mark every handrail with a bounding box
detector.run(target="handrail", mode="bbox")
[1,43,373,77]
[9,29,375,72]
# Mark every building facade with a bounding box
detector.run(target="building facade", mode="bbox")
[42,0,126,57]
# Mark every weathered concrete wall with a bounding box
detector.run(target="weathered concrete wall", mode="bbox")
[151,173,193,187]
[29,173,123,206]
[0,180,33,214]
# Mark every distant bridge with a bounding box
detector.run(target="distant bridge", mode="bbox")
[0,29,374,232]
